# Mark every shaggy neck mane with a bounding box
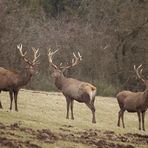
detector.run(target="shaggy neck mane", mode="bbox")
[55,74,66,90]
[18,68,32,86]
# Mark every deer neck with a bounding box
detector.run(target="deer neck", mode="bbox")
[55,75,66,90]
[143,89,148,106]
[19,68,32,86]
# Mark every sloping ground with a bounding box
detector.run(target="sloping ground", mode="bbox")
[0,90,148,148]
[0,122,148,148]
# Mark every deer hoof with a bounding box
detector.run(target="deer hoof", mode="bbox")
[92,120,96,124]
[71,117,74,120]
[0,104,3,109]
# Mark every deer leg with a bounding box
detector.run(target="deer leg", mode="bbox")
[142,112,145,131]
[70,100,74,120]
[85,102,96,123]
[91,102,96,124]
[117,110,122,127]
[0,91,3,109]
[121,110,125,128]
[0,101,2,109]
[137,112,141,130]
[9,91,13,110]
[91,96,96,123]
[66,97,71,119]
[14,91,18,112]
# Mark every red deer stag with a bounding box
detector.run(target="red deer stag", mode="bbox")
[117,64,148,130]
[0,44,40,111]
[48,49,97,123]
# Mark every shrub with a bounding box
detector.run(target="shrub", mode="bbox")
[95,82,120,97]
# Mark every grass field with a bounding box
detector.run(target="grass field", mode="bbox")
[0,89,148,148]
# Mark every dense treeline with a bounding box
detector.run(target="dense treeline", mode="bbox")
[0,0,148,96]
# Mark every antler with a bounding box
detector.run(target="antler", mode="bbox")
[17,44,40,66]
[32,47,40,65]
[48,48,59,69]
[134,64,146,82]
[48,48,82,70]
[17,44,32,65]
[59,52,82,70]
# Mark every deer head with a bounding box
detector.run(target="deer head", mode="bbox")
[134,64,148,88]
[17,44,40,75]
[48,48,82,79]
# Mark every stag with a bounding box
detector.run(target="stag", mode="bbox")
[117,64,148,130]
[48,49,97,123]
[0,44,40,111]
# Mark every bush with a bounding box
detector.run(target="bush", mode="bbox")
[95,82,120,97]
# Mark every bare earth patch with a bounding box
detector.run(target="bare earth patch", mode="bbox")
[0,122,148,148]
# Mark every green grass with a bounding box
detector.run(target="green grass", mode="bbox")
[0,89,148,148]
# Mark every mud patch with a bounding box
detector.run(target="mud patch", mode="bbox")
[0,136,41,148]
[0,122,6,129]
[0,122,148,148]
[124,133,148,145]
[0,122,42,148]
[37,129,59,143]
[67,129,135,148]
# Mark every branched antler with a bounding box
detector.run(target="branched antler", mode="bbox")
[17,44,40,66]
[48,48,59,69]
[48,48,82,70]
[134,64,146,82]
[59,52,82,70]
[17,44,31,65]
[32,47,40,65]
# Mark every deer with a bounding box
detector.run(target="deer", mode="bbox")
[48,49,97,123]
[0,44,40,111]
[116,64,148,131]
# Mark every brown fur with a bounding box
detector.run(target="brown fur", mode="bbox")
[0,45,40,111]
[117,89,148,131]
[48,49,97,123]
[0,66,35,111]
[117,65,148,131]
[52,69,97,123]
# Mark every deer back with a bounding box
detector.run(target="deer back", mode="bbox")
[61,78,96,101]
[0,67,20,90]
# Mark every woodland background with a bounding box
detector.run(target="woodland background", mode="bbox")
[0,0,148,96]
